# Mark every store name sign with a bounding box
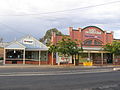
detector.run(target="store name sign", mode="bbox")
[23,39,33,44]
[85,29,102,34]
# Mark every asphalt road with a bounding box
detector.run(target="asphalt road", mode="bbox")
[0,68,120,90]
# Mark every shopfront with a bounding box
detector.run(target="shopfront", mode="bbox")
[3,35,48,65]
[51,26,114,65]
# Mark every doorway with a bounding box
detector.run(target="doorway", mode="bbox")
[106,53,113,64]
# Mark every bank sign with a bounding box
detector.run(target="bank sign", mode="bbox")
[23,39,34,44]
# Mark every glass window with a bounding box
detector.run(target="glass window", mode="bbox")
[25,51,39,60]
[6,50,23,59]
[94,40,102,45]
[84,40,92,45]
[40,51,48,61]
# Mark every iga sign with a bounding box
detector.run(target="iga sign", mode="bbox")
[23,39,34,44]
[85,29,102,34]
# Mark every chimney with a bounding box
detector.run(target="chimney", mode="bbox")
[78,27,82,32]
[51,32,56,45]
[69,27,73,32]
[111,31,114,34]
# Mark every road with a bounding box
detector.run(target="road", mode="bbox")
[0,67,120,90]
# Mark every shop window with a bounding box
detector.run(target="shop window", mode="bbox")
[40,51,48,61]
[84,40,92,45]
[25,51,39,61]
[6,50,23,59]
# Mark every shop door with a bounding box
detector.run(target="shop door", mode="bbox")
[107,53,113,64]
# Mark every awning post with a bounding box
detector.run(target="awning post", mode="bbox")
[101,53,103,65]
[3,49,6,65]
[23,49,25,64]
[39,50,41,66]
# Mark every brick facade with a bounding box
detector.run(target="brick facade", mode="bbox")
[51,26,113,47]
[51,26,114,65]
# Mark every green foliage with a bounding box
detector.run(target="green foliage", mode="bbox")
[79,59,88,63]
[39,28,63,46]
[104,41,120,55]
[57,37,82,56]
[0,57,3,60]
[49,36,83,57]
[48,45,58,53]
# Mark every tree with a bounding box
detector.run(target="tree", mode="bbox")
[49,45,58,65]
[39,28,63,46]
[57,37,82,65]
[104,41,120,63]
[104,41,120,55]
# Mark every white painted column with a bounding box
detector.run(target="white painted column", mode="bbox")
[23,49,25,64]
[101,53,103,65]
[52,52,54,65]
[58,53,60,66]
[88,52,91,61]
[113,54,115,65]
[39,50,41,66]
[3,48,6,65]
[74,55,76,66]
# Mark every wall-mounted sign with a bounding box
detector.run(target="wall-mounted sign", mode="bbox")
[85,29,102,34]
[85,35,101,39]
[23,39,34,44]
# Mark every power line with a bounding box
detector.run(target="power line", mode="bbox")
[0,0,120,16]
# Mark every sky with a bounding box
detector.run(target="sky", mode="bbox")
[0,0,120,41]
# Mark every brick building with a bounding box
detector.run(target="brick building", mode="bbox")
[51,26,115,65]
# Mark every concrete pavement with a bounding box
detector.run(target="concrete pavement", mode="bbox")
[0,64,117,77]
[0,64,116,68]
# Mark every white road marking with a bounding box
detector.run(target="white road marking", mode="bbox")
[0,69,113,77]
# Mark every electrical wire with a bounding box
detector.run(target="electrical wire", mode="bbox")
[0,0,120,16]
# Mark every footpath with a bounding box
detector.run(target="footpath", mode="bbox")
[0,64,119,70]
[0,64,119,76]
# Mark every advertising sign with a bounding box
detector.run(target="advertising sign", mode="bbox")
[23,39,34,44]
[82,27,103,41]
[56,53,72,63]
[59,56,72,63]
[85,29,102,34]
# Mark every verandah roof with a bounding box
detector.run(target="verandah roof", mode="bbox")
[4,35,48,51]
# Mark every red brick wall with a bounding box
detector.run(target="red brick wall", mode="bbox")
[5,61,12,64]
[106,33,113,44]
[81,27,104,45]
[48,53,56,65]
[51,26,113,47]
[25,61,48,64]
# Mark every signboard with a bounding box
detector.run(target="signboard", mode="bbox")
[85,29,102,34]
[23,39,34,44]
[82,27,104,42]
[85,35,101,39]
[56,53,72,63]
[59,56,72,63]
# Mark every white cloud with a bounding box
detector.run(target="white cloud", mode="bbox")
[0,0,120,41]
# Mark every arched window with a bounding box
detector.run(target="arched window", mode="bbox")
[84,40,92,45]
[94,40,102,45]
